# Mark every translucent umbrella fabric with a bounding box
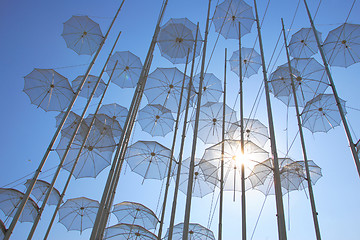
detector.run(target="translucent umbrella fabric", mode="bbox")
[288,28,321,58]
[62,15,103,55]
[137,104,175,137]
[192,73,223,104]
[157,18,203,64]
[112,201,158,230]
[291,160,322,189]
[71,75,106,99]
[23,68,74,112]
[104,223,157,240]
[58,197,99,233]
[98,103,128,131]
[56,111,88,139]
[212,0,255,39]
[229,47,261,78]
[164,223,215,240]
[227,118,269,147]
[0,188,39,223]
[177,158,218,198]
[125,141,174,180]
[86,113,122,138]
[106,51,143,88]
[192,102,237,144]
[322,23,360,67]
[301,93,346,133]
[144,67,193,113]
[24,179,61,206]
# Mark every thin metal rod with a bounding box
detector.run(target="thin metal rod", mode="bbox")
[281,18,321,240]
[182,1,212,239]
[90,1,168,239]
[253,0,287,239]
[3,2,125,238]
[303,0,360,178]
[167,26,199,240]
[157,49,191,240]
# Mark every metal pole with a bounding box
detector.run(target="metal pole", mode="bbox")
[302,0,360,178]
[157,49,190,240]
[281,18,321,240]
[167,26,199,240]
[183,1,212,239]
[3,2,126,238]
[253,0,287,239]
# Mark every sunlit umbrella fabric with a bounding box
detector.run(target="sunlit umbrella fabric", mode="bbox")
[228,118,269,147]
[56,111,88,139]
[164,222,215,240]
[212,0,255,39]
[99,103,128,132]
[301,93,346,133]
[288,28,321,58]
[229,47,261,78]
[104,223,157,240]
[86,113,122,138]
[23,68,74,112]
[137,104,175,137]
[62,15,103,55]
[71,75,106,99]
[106,51,143,88]
[291,160,322,189]
[112,201,158,230]
[0,188,39,223]
[192,73,223,104]
[58,197,99,233]
[24,179,61,206]
[323,23,360,67]
[157,18,203,64]
[125,141,174,180]
[144,67,193,113]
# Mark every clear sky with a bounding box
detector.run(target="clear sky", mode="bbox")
[1,0,360,239]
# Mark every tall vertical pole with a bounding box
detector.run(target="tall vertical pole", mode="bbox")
[167,26,199,240]
[303,0,360,178]
[238,22,246,240]
[281,18,321,240]
[3,2,126,238]
[157,49,190,240]
[90,1,168,239]
[253,0,287,239]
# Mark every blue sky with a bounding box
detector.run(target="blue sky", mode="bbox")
[1,0,360,239]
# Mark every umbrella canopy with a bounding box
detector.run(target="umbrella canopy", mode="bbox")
[301,93,346,133]
[157,18,203,64]
[125,141,174,180]
[164,222,215,240]
[291,160,322,189]
[288,28,321,58]
[177,158,218,198]
[192,73,223,104]
[106,51,143,88]
[61,15,103,55]
[268,58,329,107]
[144,67,193,113]
[24,179,61,206]
[229,47,261,78]
[104,223,157,240]
[99,103,128,132]
[112,201,158,230]
[137,104,175,137]
[58,197,99,233]
[192,102,237,144]
[56,111,88,139]
[71,75,106,99]
[23,68,74,112]
[0,188,39,223]
[212,0,255,39]
[86,113,122,138]
[322,23,360,67]
[227,118,269,147]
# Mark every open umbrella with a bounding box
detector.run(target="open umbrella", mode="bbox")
[71,75,106,99]
[61,15,103,55]
[288,28,321,58]
[229,47,261,78]
[58,197,99,233]
[112,202,158,230]
[86,113,122,138]
[23,68,74,112]
[301,93,346,133]
[164,222,215,240]
[322,23,360,68]
[291,160,322,189]
[98,103,129,132]
[157,18,203,64]
[56,111,88,139]
[104,223,157,240]
[212,0,255,39]
[192,73,223,104]
[24,179,61,206]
